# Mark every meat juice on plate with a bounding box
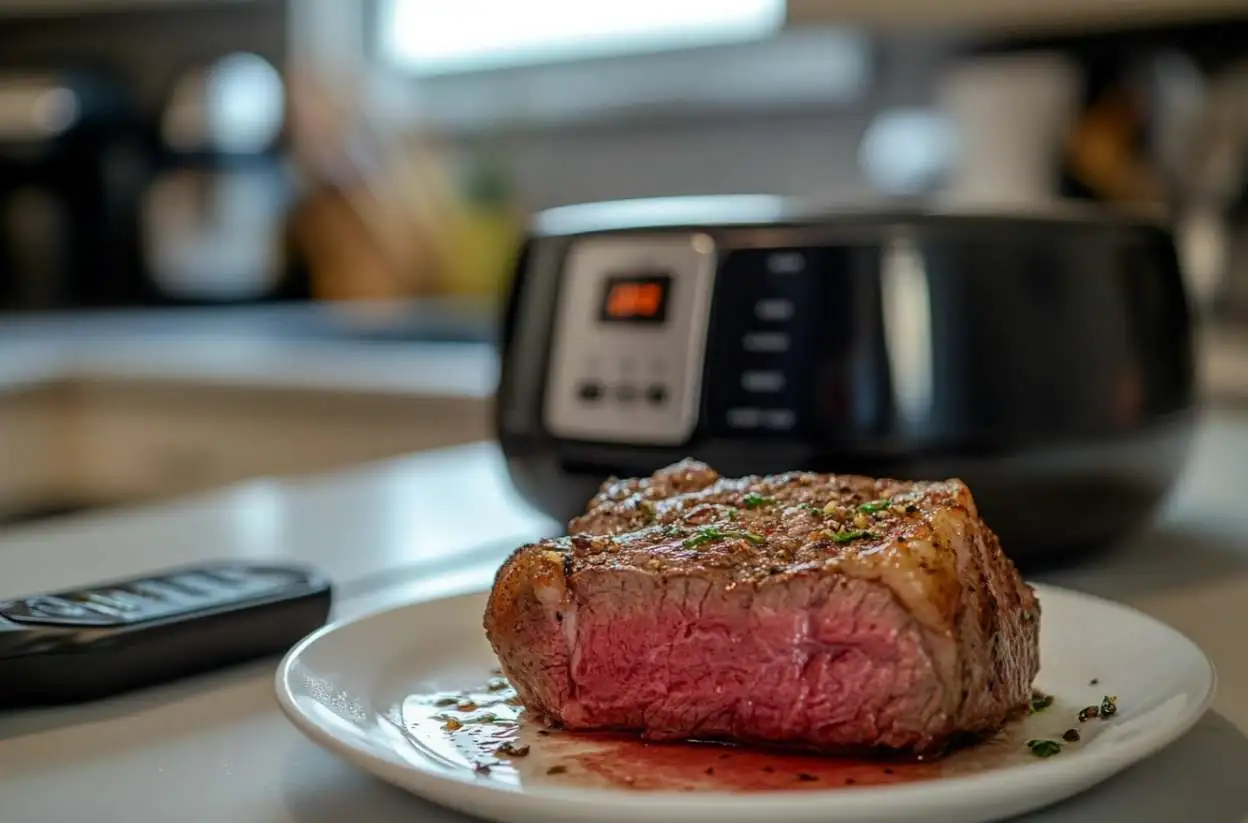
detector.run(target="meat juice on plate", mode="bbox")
[392,678,1094,793]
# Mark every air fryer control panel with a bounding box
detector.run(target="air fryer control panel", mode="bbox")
[543,233,716,444]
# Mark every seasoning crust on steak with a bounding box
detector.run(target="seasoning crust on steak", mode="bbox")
[484,459,1040,756]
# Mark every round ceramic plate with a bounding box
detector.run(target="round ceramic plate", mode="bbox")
[275,584,1215,823]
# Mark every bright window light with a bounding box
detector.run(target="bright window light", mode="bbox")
[382,0,786,75]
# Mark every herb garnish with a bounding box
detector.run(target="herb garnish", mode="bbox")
[1027,739,1062,758]
[831,529,875,544]
[662,524,681,537]
[1063,729,1081,742]
[798,503,824,515]
[683,526,766,548]
[858,499,890,514]
[434,697,458,707]
[743,493,777,509]
[1029,693,1054,714]
[1100,695,1118,718]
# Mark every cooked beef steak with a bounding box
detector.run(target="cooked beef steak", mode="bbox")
[484,459,1040,756]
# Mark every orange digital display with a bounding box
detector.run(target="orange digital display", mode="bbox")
[599,274,672,324]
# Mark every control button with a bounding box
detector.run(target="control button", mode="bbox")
[84,590,147,613]
[742,331,791,354]
[754,298,795,322]
[0,596,120,626]
[646,384,669,406]
[577,381,604,403]
[741,371,786,393]
[762,409,797,431]
[766,252,806,275]
[726,407,762,430]
[26,597,94,620]
[200,566,253,585]
[165,574,222,596]
[615,384,639,403]
[130,579,197,602]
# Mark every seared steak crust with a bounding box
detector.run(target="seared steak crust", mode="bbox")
[484,459,1040,756]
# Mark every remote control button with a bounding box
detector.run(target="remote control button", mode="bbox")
[1,596,122,626]
[84,590,147,613]
[130,580,195,602]
[577,381,603,403]
[165,574,224,596]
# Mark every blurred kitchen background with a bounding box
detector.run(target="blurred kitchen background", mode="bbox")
[0,0,1246,529]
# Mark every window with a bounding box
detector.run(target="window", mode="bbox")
[382,0,786,75]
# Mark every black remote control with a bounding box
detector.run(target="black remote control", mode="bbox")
[0,561,333,707]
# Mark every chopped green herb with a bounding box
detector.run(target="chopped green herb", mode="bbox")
[858,499,890,514]
[683,526,765,549]
[743,493,777,509]
[684,527,720,548]
[1027,739,1062,758]
[662,524,681,537]
[434,697,458,707]
[1100,695,1118,718]
[1029,693,1054,714]
[1063,729,1081,742]
[1078,705,1099,722]
[798,503,824,515]
[831,529,875,544]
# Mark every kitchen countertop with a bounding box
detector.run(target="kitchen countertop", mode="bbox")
[2,408,1248,822]
[0,302,499,400]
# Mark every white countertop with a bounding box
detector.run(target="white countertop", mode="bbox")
[0,303,498,400]
[2,418,1248,821]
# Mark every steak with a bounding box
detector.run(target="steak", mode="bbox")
[484,459,1040,756]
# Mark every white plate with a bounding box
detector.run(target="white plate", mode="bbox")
[275,583,1215,823]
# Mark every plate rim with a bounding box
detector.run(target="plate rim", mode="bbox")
[274,582,1217,815]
